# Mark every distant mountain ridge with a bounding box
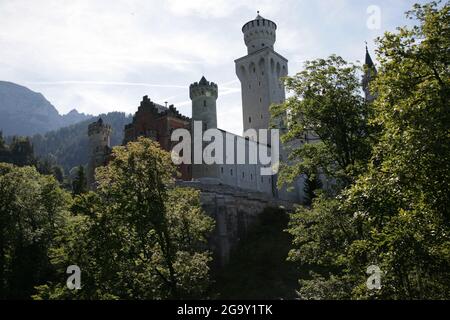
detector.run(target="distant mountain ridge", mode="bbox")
[0,81,93,136]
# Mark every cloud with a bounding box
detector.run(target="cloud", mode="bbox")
[0,0,423,135]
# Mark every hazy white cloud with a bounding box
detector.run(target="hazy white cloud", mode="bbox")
[0,0,426,135]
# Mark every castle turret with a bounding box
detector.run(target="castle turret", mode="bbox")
[87,118,112,187]
[189,76,220,181]
[362,45,378,102]
[242,11,277,55]
[190,76,218,131]
[235,12,287,142]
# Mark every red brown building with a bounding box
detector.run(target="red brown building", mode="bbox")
[123,95,191,180]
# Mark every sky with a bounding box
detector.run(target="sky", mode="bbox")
[0,0,427,135]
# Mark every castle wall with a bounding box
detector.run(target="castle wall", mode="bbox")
[177,181,293,266]
[194,129,275,196]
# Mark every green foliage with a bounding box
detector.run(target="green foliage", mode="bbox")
[0,163,71,299]
[71,166,87,195]
[345,0,450,299]
[303,174,323,206]
[271,55,374,190]
[285,1,450,299]
[0,136,36,167]
[0,131,5,150]
[35,137,214,299]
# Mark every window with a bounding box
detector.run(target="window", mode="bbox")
[242,172,245,178]
[230,169,233,176]
[261,114,263,119]
[250,173,253,180]
[259,81,261,86]
[221,167,224,174]
[249,117,252,123]
[260,97,262,103]
[203,100,206,107]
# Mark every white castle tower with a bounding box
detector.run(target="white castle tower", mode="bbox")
[235,12,288,141]
[189,76,220,181]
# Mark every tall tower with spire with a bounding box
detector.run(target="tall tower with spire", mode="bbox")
[235,12,288,141]
[362,45,378,102]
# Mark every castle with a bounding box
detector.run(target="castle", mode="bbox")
[87,13,377,201]
[86,13,377,264]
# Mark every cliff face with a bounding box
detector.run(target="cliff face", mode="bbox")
[0,81,92,136]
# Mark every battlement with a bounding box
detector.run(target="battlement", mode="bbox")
[189,76,218,100]
[242,13,277,54]
[88,118,112,136]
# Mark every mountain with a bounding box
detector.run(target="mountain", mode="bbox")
[31,112,132,172]
[61,109,93,127]
[0,81,92,136]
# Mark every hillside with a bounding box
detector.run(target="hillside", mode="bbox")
[31,112,132,172]
[0,81,92,136]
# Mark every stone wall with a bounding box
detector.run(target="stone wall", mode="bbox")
[177,180,293,267]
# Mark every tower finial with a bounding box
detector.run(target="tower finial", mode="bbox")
[364,42,375,68]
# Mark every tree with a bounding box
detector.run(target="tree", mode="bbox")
[36,157,65,183]
[0,131,5,150]
[271,55,374,192]
[343,0,450,299]
[71,166,87,195]
[303,174,323,207]
[285,1,450,299]
[0,163,71,299]
[35,137,214,299]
